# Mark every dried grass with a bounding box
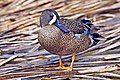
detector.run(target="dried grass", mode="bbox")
[0,0,120,80]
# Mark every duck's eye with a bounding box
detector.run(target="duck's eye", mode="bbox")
[50,14,53,18]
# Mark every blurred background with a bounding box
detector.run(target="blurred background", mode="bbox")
[0,0,120,80]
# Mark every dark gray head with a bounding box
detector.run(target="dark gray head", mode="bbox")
[40,9,59,27]
[40,9,70,33]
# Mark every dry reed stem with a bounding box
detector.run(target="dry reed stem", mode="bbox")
[0,0,120,79]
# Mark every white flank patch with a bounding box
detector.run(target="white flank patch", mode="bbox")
[89,35,94,46]
[75,34,81,39]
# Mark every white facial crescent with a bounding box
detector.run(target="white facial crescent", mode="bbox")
[49,13,57,25]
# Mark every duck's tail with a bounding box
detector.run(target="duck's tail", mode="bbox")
[80,19,100,31]
[90,33,105,46]
[80,19,106,46]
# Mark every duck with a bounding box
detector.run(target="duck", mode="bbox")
[38,9,104,71]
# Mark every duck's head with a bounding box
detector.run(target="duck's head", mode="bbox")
[40,9,59,27]
[40,9,70,33]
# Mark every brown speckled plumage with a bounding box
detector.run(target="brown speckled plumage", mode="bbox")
[38,25,91,56]
[60,18,84,34]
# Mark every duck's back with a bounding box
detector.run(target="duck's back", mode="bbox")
[60,18,84,34]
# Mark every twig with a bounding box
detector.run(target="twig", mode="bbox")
[0,55,18,66]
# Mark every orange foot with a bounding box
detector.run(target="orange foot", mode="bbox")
[59,65,73,71]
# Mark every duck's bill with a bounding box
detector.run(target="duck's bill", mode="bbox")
[57,24,70,33]
[55,21,70,33]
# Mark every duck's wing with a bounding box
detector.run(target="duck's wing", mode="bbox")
[60,18,84,34]
[60,18,100,33]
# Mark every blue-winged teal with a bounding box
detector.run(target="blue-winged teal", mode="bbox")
[38,9,104,71]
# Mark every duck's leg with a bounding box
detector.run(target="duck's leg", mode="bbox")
[59,56,64,68]
[70,52,75,70]
[58,53,75,71]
